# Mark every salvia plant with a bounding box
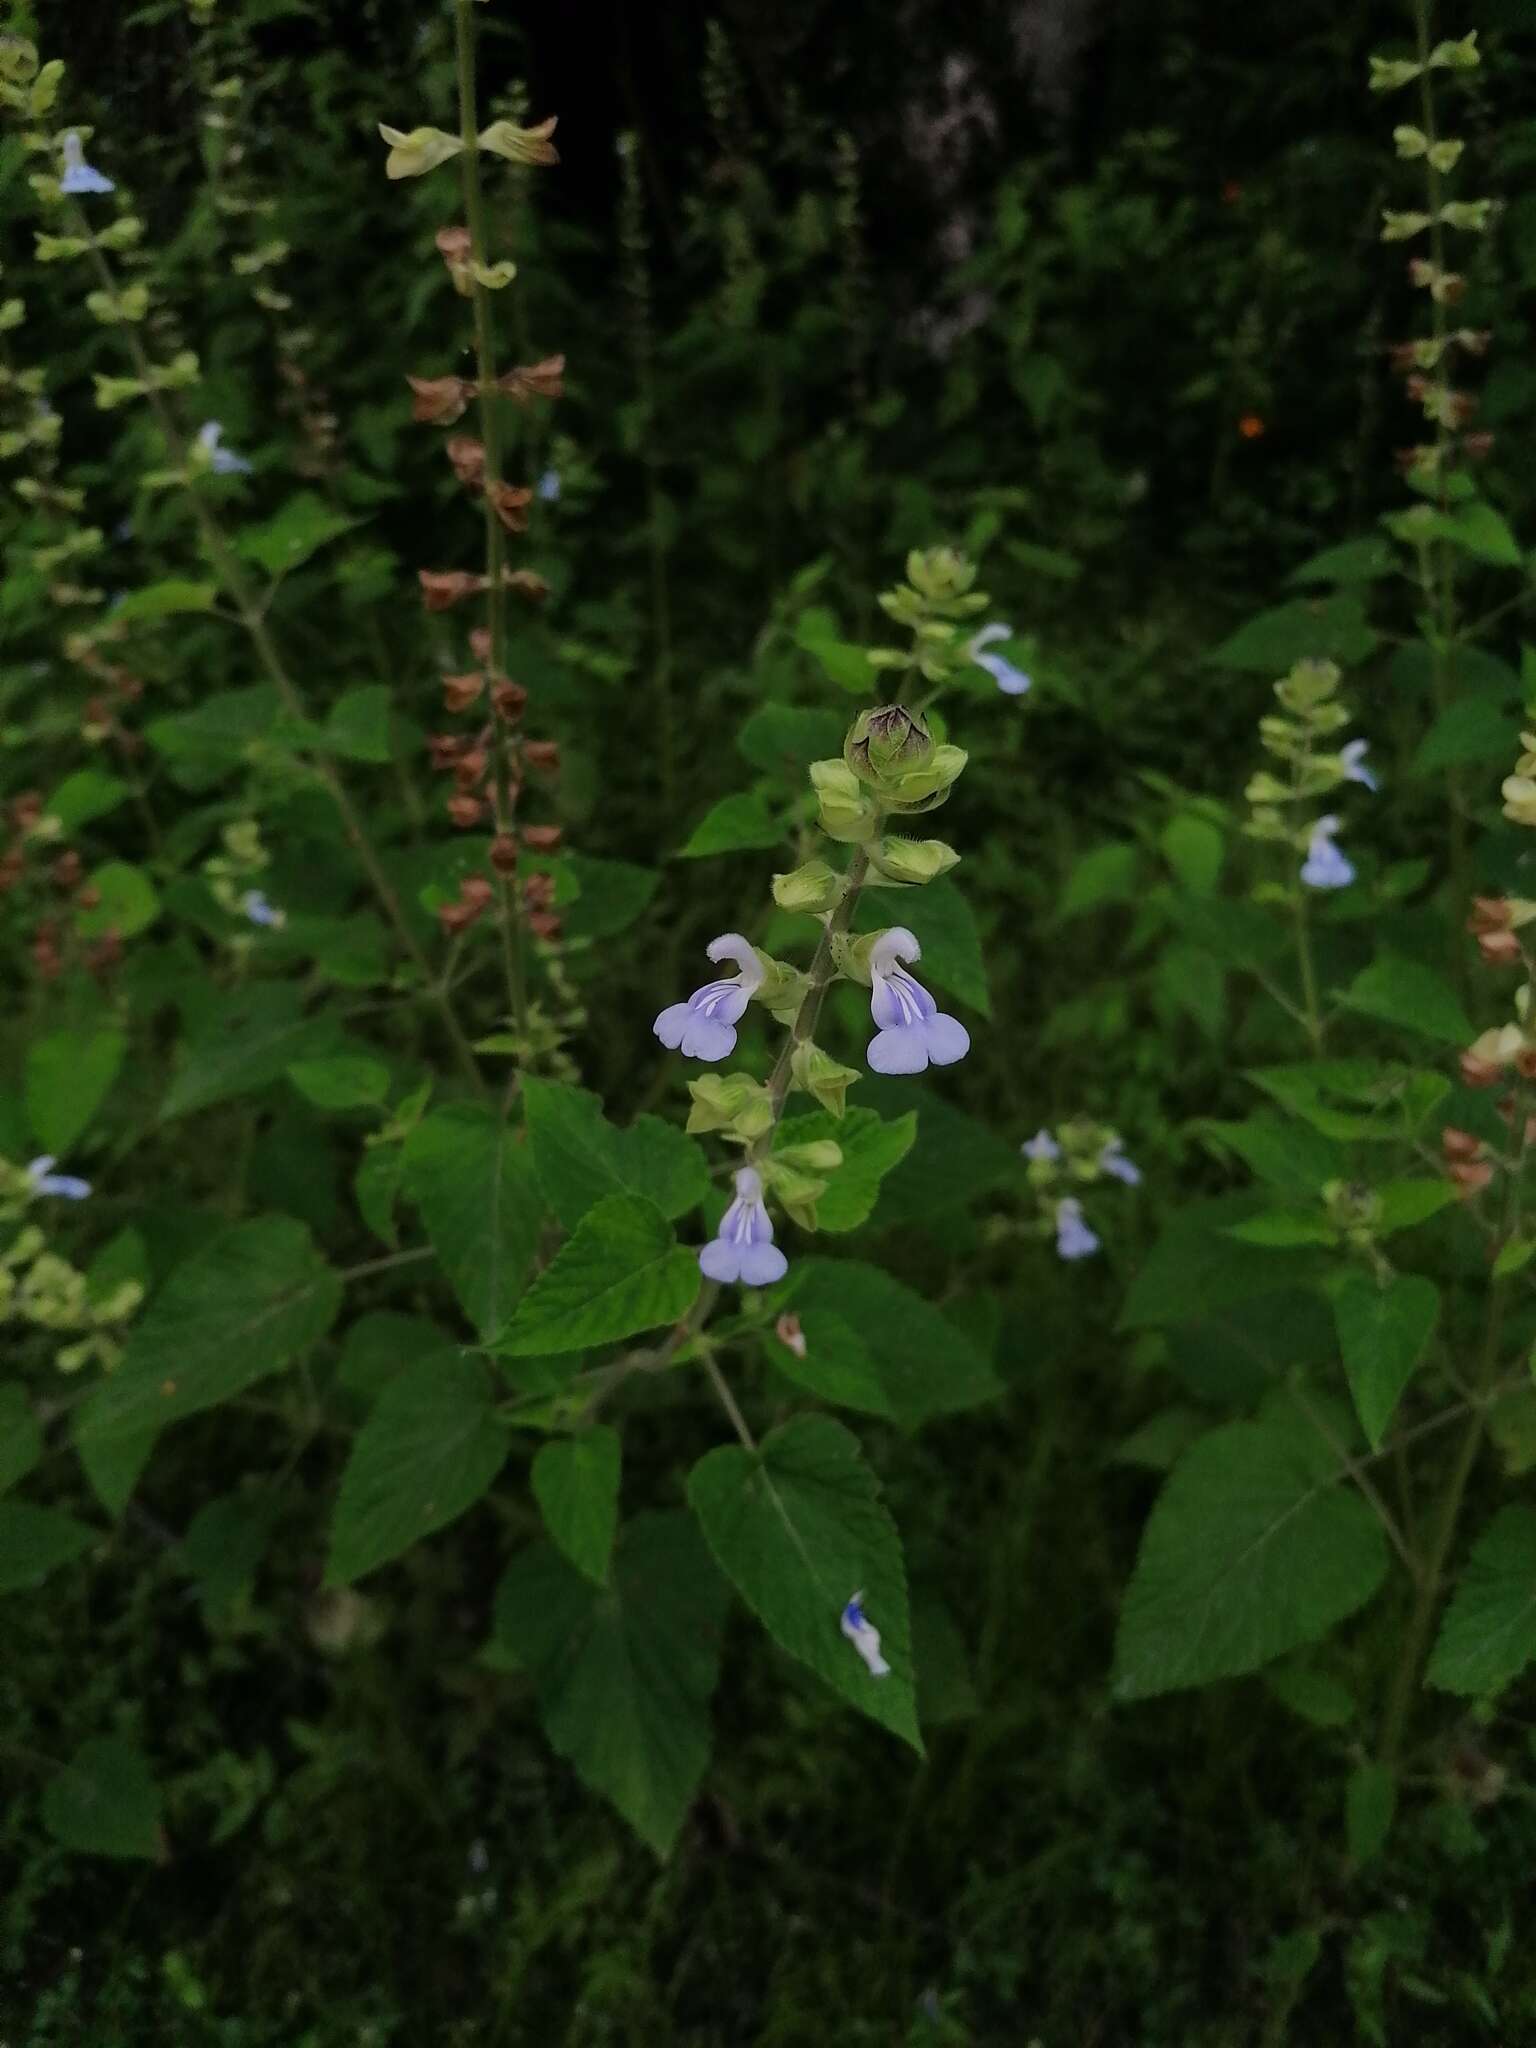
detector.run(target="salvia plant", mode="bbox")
[1110,1,1536,1853]
[0,4,1025,1861]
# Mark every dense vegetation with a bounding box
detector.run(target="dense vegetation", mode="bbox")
[4,0,1536,2040]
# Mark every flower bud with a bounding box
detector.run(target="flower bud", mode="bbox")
[789,1040,859,1119]
[686,1072,775,1142]
[379,123,465,180]
[752,952,812,1022]
[775,1312,808,1359]
[868,835,959,886]
[809,758,879,844]
[772,859,844,915]
[904,547,976,602]
[881,743,968,813]
[477,115,560,167]
[1502,775,1536,828]
[845,704,934,785]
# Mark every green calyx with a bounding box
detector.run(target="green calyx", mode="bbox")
[809,758,880,844]
[790,1040,859,1119]
[868,835,959,887]
[686,1073,775,1144]
[772,858,845,915]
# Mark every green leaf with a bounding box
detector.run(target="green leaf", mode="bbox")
[531,1427,621,1585]
[1112,1419,1389,1698]
[858,1077,1019,1221]
[687,1414,921,1748]
[403,1104,542,1341]
[1345,1761,1397,1865]
[0,1500,98,1594]
[773,1108,916,1231]
[795,613,875,694]
[1427,1506,1536,1695]
[1264,1665,1356,1727]
[26,1027,124,1154]
[1331,1271,1438,1449]
[286,1054,391,1111]
[1413,693,1520,774]
[43,769,131,833]
[499,1194,699,1356]
[236,490,358,577]
[161,985,342,1122]
[736,704,844,777]
[676,791,784,859]
[1160,814,1224,895]
[1288,537,1397,586]
[522,1077,708,1230]
[854,876,990,1017]
[560,856,658,943]
[76,1218,341,1460]
[1373,1178,1457,1233]
[41,1738,161,1860]
[326,1351,508,1585]
[1121,1199,1330,1331]
[780,1260,1000,1425]
[1223,1210,1338,1248]
[1057,841,1140,921]
[0,1386,43,1497]
[76,862,158,940]
[147,685,283,787]
[492,1511,728,1854]
[325,685,392,764]
[1422,501,1522,568]
[1340,954,1472,1047]
[1206,596,1378,673]
[110,577,217,624]
[763,1305,889,1414]
[183,1493,275,1621]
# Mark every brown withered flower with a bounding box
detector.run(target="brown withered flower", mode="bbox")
[489,835,519,876]
[524,740,560,773]
[521,824,563,852]
[1449,1159,1495,1200]
[447,793,484,829]
[503,568,550,604]
[407,374,474,426]
[497,353,565,404]
[454,748,489,791]
[488,481,532,534]
[1441,1127,1483,1163]
[427,733,468,771]
[490,679,527,721]
[528,910,562,942]
[445,436,487,489]
[435,225,473,294]
[1460,1051,1504,1089]
[438,900,478,935]
[419,570,483,612]
[442,671,484,714]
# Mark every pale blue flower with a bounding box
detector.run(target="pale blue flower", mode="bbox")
[60,133,114,197]
[1300,814,1354,890]
[698,1166,787,1287]
[1022,1128,1060,1163]
[28,1156,92,1201]
[242,889,285,929]
[1340,738,1377,791]
[840,1591,891,1678]
[1099,1139,1141,1187]
[968,622,1031,698]
[1055,1197,1099,1261]
[866,927,970,1075]
[197,420,253,476]
[654,932,763,1062]
[537,468,560,502]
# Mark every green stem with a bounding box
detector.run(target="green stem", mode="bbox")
[758,845,872,1133]
[1291,887,1324,1053]
[453,0,530,1040]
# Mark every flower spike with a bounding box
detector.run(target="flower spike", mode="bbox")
[865,927,970,1075]
[653,933,764,1062]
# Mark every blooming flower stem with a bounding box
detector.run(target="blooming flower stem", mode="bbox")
[72,220,485,1091]
[453,0,530,1041]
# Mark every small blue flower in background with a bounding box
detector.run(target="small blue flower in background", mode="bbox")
[967,622,1031,698]
[1340,738,1377,791]
[1098,1138,1141,1187]
[1300,814,1354,890]
[654,932,764,1061]
[197,420,253,476]
[1022,1128,1061,1163]
[537,468,560,502]
[1055,1197,1099,1261]
[698,1166,788,1287]
[28,1156,92,1201]
[242,889,285,930]
[866,927,970,1075]
[840,1592,891,1678]
[60,132,114,197]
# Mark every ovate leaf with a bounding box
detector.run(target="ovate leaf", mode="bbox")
[499,1194,698,1356]
[676,792,784,859]
[0,1386,43,1496]
[492,1512,728,1854]
[687,1413,921,1748]
[0,1500,99,1593]
[522,1077,708,1229]
[772,1108,916,1231]
[1340,954,1472,1047]
[780,1260,1000,1425]
[403,1104,541,1340]
[25,1027,124,1155]
[1427,1506,1536,1696]
[1112,1419,1389,1698]
[326,1351,508,1584]
[531,1427,621,1585]
[41,1738,161,1860]
[1331,1271,1439,1449]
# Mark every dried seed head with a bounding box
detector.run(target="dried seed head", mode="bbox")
[460,874,495,912]
[407,374,474,425]
[419,569,483,612]
[497,353,565,404]
[442,671,484,713]
[521,824,563,852]
[490,679,528,721]
[524,739,560,773]
[447,793,484,829]
[488,481,533,534]
[489,834,519,876]
[446,436,487,489]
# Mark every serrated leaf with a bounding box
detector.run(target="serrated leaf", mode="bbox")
[1264,1665,1356,1727]
[1057,841,1140,920]
[0,1500,99,1593]
[1340,954,1472,1047]
[1413,693,1520,774]
[325,685,392,764]
[286,1054,391,1111]
[736,704,844,777]
[676,791,784,859]
[1112,1419,1389,1698]
[236,490,358,577]
[522,1077,708,1230]
[403,1104,541,1341]
[773,1108,916,1232]
[161,984,342,1122]
[1331,1270,1438,1449]
[560,856,657,942]
[42,769,131,832]
[26,1027,123,1155]
[1206,596,1378,673]
[110,578,217,624]
[492,1511,728,1854]
[499,1194,698,1356]
[688,1414,920,1747]
[326,1351,508,1584]
[1427,1506,1536,1695]
[76,862,158,940]
[779,1260,1000,1424]
[0,1386,43,1497]
[531,1427,621,1584]
[41,1738,161,1860]
[853,875,990,1017]
[764,1305,888,1413]
[795,614,875,694]
[76,1219,341,1463]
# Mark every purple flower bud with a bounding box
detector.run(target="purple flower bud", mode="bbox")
[1340,738,1377,791]
[866,927,970,1075]
[654,933,764,1062]
[1300,815,1354,890]
[60,133,114,197]
[967,623,1031,698]
[698,1165,787,1287]
[1098,1139,1141,1187]
[1055,1197,1099,1261]
[27,1155,92,1201]
[840,1591,891,1677]
[1022,1128,1060,1163]
[242,890,285,929]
